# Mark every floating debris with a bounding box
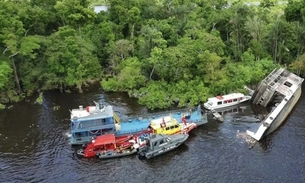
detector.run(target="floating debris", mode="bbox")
[53,105,61,111]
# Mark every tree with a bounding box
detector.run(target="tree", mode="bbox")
[266,18,296,65]
[0,1,41,93]
[289,53,305,76]
[228,3,254,60]
[108,39,133,75]
[285,0,305,23]
[54,0,96,33]
[117,57,146,90]
[44,26,101,92]
[0,61,12,90]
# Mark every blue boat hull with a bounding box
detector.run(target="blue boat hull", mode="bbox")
[117,108,207,135]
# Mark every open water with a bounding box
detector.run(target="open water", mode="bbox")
[0,85,305,183]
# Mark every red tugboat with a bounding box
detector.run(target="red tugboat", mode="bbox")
[77,134,134,158]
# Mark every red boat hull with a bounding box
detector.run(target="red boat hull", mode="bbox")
[78,134,133,158]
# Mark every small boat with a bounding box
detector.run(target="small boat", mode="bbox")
[137,133,189,160]
[148,116,197,135]
[76,134,134,158]
[203,93,251,110]
[69,101,207,145]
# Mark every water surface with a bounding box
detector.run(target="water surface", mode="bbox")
[1,86,305,183]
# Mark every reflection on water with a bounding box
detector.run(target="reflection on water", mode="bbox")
[1,84,305,182]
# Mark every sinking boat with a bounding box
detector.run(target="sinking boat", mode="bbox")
[137,133,189,160]
[203,93,251,110]
[69,102,207,145]
[246,68,304,141]
[148,116,197,135]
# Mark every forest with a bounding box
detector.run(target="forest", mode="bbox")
[0,0,305,110]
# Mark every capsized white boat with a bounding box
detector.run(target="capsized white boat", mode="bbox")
[203,93,252,110]
[246,68,304,141]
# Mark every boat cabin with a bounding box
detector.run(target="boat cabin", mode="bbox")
[149,116,181,135]
[145,134,171,151]
[204,93,251,110]
[82,134,116,158]
[81,134,133,158]
[70,101,121,145]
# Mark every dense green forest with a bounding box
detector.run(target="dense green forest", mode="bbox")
[0,0,305,110]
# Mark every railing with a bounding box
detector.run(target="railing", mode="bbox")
[72,136,92,144]
[115,127,149,135]
[113,112,120,124]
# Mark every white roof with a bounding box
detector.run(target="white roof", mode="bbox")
[207,93,245,102]
[70,105,113,120]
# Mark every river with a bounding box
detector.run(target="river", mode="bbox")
[0,85,305,183]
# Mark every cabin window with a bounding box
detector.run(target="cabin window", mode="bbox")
[101,128,113,134]
[75,132,87,137]
[284,81,292,87]
[102,118,106,125]
[166,127,170,130]
[175,125,179,128]
[217,101,222,105]
[153,142,158,146]
[92,119,102,125]
[233,99,237,102]
[224,101,228,104]
[170,126,175,130]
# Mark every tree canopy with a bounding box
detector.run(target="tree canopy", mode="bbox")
[0,0,304,109]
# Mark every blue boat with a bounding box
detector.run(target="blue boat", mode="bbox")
[69,101,207,145]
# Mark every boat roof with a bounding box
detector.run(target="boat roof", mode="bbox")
[207,93,245,102]
[276,72,304,96]
[92,134,115,146]
[149,134,168,142]
[150,116,178,129]
[70,104,114,121]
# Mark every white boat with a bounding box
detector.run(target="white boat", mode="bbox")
[203,93,251,110]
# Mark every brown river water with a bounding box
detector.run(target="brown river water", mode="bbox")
[0,85,305,183]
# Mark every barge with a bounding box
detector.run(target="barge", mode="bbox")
[246,68,304,141]
[69,102,207,145]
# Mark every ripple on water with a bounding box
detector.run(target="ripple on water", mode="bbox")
[1,89,305,182]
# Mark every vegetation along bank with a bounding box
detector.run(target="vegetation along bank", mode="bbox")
[0,0,304,110]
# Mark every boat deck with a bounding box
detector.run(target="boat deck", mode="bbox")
[117,108,206,135]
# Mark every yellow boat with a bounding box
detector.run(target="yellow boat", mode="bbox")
[149,116,197,135]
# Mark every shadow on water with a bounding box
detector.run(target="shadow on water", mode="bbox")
[141,144,189,168]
